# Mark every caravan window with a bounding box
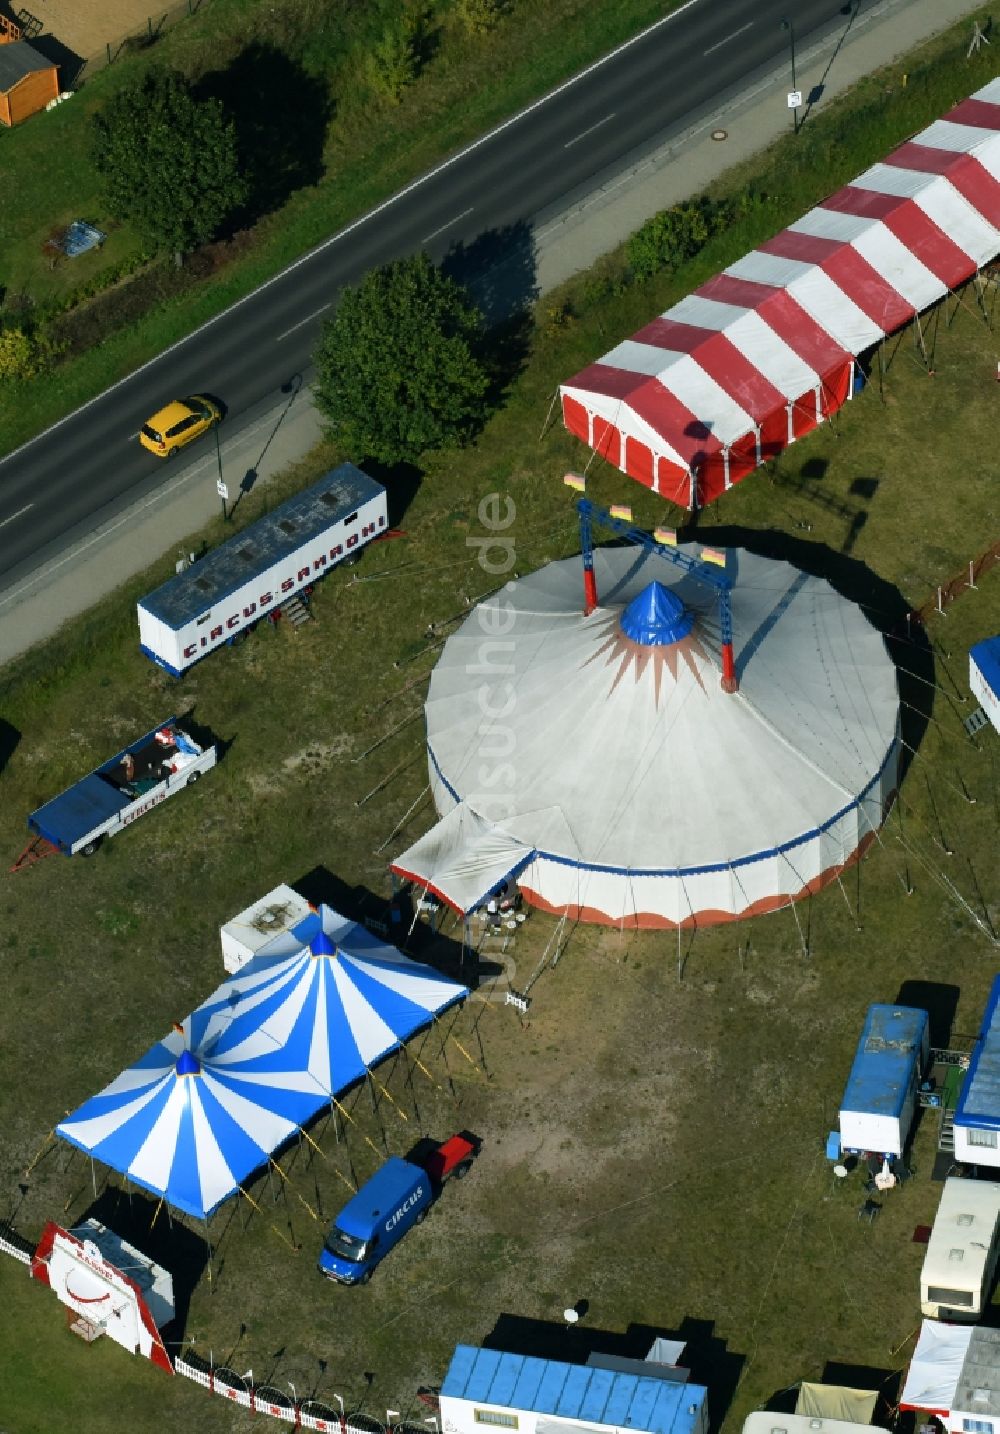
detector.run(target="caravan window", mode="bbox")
[474,1414,518,1429]
[968,1129,999,1148]
[928,1285,975,1306]
[962,1421,992,1433]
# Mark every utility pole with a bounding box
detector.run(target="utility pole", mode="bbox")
[780,17,801,135]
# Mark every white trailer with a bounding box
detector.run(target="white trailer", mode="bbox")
[137,463,388,676]
[26,718,216,857]
[920,1176,1000,1320]
[220,883,315,974]
[970,638,1000,735]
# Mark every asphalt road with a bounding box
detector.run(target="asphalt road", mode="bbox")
[0,0,860,593]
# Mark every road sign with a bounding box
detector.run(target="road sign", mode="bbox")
[787,89,802,109]
[216,479,229,501]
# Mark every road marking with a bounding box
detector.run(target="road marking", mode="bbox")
[0,413,281,611]
[0,503,33,530]
[422,206,474,243]
[564,113,615,148]
[704,20,753,56]
[275,304,332,342]
[0,0,705,471]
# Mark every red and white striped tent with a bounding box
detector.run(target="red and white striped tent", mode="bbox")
[560,78,1000,509]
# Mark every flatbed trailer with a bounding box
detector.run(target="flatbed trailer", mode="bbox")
[25,718,216,858]
[137,463,388,676]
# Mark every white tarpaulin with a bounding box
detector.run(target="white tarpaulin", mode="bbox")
[900,1321,972,1415]
[391,800,535,915]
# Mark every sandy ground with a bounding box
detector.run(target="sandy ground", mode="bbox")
[26,0,177,62]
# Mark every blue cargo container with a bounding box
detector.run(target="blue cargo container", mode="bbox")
[839,1003,928,1156]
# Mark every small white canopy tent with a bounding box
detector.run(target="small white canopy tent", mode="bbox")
[391,801,535,915]
[898,1321,1000,1432]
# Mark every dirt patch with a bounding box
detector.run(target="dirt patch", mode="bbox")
[29,0,181,66]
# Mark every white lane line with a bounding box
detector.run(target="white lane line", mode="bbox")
[704,20,753,56]
[0,0,706,471]
[564,113,616,148]
[0,503,33,530]
[0,413,280,610]
[275,303,332,342]
[422,206,474,244]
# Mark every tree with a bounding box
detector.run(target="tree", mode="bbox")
[0,327,47,381]
[365,12,423,105]
[314,254,489,465]
[453,0,506,37]
[627,197,732,280]
[91,69,246,262]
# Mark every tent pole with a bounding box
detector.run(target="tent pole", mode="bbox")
[205,1213,215,1294]
[90,1156,98,1198]
[538,388,560,442]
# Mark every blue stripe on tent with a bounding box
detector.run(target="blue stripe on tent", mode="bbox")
[428,734,897,878]
[203,959,311,1059]
[83,1078,175,1170]
[319,962,370,1093]
[132,1041,177,1071]
[340,957,447,1040]
[165,1088,208,1218]
[342,949,465,1008]
[178,1077,277,1217]
[215,1068,326,1128]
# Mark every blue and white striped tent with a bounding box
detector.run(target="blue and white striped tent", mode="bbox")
[57,906,467,1219]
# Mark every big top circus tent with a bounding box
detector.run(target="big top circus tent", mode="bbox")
[56,906,466,1220]
[559,77,1000,508]
[414,541,899,930]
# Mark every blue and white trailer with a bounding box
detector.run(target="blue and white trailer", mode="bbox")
[137,463,388,676]
[954,974,1000,1168]
[970,638,1000,735]
[26,718,216,858]
[839,1003,929,1157]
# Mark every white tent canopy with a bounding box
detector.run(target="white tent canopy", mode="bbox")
[391,801,535,915]
[900,1321,973,1417]
[421,546,899,930]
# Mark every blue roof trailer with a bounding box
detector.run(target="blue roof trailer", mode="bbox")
[440,1346,709,1434]
[970,638,1000,735]
[839,1004,929,1157]
[27,718,216,857]
[137,464,387,676]
[953,975,1000,1168]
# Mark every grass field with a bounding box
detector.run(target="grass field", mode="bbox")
[3,19,1000,1434]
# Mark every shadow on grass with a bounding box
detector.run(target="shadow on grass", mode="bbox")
[442,220,538,329]
[77,1184,208,1346]
[895,980,960,1049]
[0,717,20,777]
[484,1315,744,1434]
[355,459,424,530]
[196,44,333,231]
[29,33,84,87]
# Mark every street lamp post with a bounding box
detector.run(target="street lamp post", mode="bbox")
[780,17,800,135]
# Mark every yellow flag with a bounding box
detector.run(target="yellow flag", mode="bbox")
[563,472,586,491]
[701,546,726,568]
[654,527,677,546]
[609,504,633,522]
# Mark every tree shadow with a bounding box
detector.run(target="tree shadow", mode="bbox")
[77,1185,208,1347]
[0,717,20,777]
[358,458,424,528]
[483,1316,743,1434]
[196,43,332,229]
[442,220,538,329]
[682,527,934,786]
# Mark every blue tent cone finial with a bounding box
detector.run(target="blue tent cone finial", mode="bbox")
[310,931,335,957]
[176,1049,201,1077]
[619,581,694,646]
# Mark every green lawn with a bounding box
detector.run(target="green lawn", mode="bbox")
[3,15,1000,1434]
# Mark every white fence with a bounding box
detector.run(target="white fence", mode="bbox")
[0,1222,33,1266]
[175,1355,401,1431]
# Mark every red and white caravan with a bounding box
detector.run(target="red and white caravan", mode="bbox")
[31,1218,174,1372]
[561,78,1000,507]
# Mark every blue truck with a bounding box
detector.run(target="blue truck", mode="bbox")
[318,1135,475,1285]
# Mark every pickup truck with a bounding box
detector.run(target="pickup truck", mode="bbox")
[25,718,216,858]
[318,1134,476,1285]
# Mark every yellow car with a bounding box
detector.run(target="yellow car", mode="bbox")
[140,395,222,458]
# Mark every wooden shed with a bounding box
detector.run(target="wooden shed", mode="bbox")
[0,40,59,126]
